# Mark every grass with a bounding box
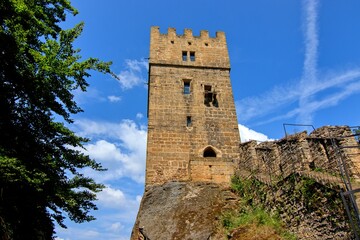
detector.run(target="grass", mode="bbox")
[221,207,296,240]
[222,176,297,240]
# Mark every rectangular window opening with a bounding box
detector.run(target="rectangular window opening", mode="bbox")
[204,85,212,106]
[182,51,187,61]
[186,116,192,127]
[183,80,191,94]
[190,51,195,61]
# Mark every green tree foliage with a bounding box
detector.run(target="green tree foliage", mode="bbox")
[0,1,115,239]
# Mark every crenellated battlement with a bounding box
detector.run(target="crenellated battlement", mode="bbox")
[151,26,226,41]
[149,26,230,69]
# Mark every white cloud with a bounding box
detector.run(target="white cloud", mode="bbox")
[136,195,142,203]
[117,59,148,89]
[86,140,125,163]
[236,0,360,126]
[94,186,141,233]
[55,227,100,240]
[298,0,319,124]
[97,186,139,210]
[246,69,360,127]
[74,119,147,183]
[55,183,141,240]
[107,95,121,102]
[301,0,319,86]
[237,68,360,124]
[57,227,130,240]
[236,82,301,122]
[136,113,144,119]
[73,87,106,105]
[108,222,124,232]
[238,124,273,142]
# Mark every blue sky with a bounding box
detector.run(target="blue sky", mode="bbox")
[55,0,360,239]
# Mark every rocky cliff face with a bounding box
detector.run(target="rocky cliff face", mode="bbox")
[131,181,239,240]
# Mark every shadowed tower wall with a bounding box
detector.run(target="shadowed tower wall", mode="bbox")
[146,26,240,186]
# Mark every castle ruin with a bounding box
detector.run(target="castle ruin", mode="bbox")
[132,27,360,240]
[146,26,240,186]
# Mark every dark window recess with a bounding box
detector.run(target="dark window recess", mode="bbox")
[212,93,218,107]
[204,85,219,107]
[203,147,216,157]
[186,116,192,127]
[190,52,195,61]
[183,81,190,94]
[204,85,212,106]
[204,92,213,106]
[182,51,187,61]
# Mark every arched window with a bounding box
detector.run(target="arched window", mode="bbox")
[203,147,216,157]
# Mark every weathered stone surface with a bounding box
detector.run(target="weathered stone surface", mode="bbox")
[146,27,240,186]
[239,126,360,185]
[131,26,360,240]
[133,26,240,240]
[264,176,351,240]
[131,181,238,240]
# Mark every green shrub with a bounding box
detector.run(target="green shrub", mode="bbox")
[224,176,297,239]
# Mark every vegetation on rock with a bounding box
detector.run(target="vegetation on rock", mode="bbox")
[221,176,296,240]
[224,174,352,239]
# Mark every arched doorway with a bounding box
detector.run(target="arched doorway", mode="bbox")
[203,147,216,157]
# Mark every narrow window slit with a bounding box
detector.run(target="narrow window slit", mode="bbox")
[186,116,192,127]
[182,51,187,61]
[183,80,191,94]
[190,51,195,61]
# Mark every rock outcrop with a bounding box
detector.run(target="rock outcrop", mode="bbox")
[131,181,239,240]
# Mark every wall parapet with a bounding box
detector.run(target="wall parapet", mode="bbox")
[151,26,226,41]
[238,126,360,187]
[149,26,230,69]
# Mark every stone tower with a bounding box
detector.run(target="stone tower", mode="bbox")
[146,26,240,186]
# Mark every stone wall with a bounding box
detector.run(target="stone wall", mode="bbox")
[237,125,360,239]
[232,174,351,239]
[190,157,234,184]
[149,26,230,69]
[239,126,360,185]
[146,27,240,186]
